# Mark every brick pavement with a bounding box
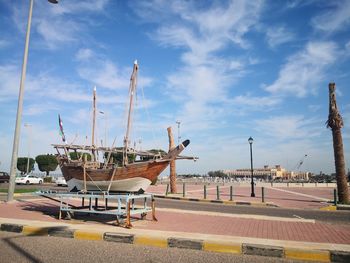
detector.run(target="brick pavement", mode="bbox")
[1,197,350,246]
[147,183,337,209]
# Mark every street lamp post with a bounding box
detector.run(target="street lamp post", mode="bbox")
[7,0,58,202]
[24,123,32,175]
[248,137,255,197]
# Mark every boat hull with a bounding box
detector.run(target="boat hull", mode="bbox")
[60,160,169,192]
[66,177,152,192]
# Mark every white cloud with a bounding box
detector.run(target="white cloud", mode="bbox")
[0,64,20,101]
[10,0,110,50]
[231,95,282,108]
[0,39,10,49]
[36,18,80,49]
[134,1,265,132]
[138,0,263,64]
[75,48,94,61]
[77,59,153,91]
[311,1,350,33]
[255,115,322,140]
[0,63,93,104]
[265,41,339,97]
[308,104,321,112]
[78,61,128,89]
[266,26,295,48]
[49,0,109,15]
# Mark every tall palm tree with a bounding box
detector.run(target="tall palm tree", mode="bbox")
[327,83,349,204]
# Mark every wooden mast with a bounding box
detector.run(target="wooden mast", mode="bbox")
[123,60,138,166]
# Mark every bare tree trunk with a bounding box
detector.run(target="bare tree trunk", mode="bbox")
[167,127,177,193]
[327,83,349,204]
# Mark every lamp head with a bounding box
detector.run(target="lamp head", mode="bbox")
[48,0,59,4]
[248,137,253,144]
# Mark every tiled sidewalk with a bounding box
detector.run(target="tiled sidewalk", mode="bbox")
[0,197,349,245]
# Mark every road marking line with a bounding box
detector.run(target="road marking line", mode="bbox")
[266,187,330,202]
[156,207,315,223]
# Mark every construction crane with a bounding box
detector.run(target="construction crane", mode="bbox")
[294,154,308,171]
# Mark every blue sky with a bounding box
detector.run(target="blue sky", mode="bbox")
[0,0,349,175]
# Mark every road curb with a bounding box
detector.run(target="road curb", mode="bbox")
[154,195,278,207]
[285,248,329,262]
[243,243,284,258]
[1,222,349,262]
[337,204,350,211]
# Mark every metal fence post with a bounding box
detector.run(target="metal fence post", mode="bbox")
[165,184,169,196]
[334,189,337,206]
[216,185,220,200]
[262,187,265,203]
[204,184,207,199]
[183,183,186,197]
[229,185,233,201]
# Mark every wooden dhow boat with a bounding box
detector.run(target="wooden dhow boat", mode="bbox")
[53,61,195,193]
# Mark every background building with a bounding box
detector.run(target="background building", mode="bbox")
[223,165,310,181]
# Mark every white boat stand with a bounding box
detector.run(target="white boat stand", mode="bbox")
[37,191,157,228]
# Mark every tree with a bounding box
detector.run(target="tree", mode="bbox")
[69,152,92,161]
[208,170,228,178]
[104,148,136,166]
[140,149,167,161]
[327,83,349,204]
[17,157,35,174]
[35,154,58,176]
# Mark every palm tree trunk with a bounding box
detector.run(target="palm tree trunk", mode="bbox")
[332,128,349,203]
[327,83,349,204]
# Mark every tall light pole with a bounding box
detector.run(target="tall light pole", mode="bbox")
[176,120,181,145]
[7,0,58,202]
[248,137,255,197]
[24,123,32,175]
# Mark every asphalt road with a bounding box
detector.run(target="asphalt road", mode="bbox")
[154,198,350,225]
[0,232,304,263]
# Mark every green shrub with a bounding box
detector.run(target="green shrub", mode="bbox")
[43,176,53,183]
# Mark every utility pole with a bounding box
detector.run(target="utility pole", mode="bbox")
[24,123,32,175]
[7,0,58,202]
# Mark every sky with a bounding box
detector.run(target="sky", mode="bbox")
[0,0,350,176]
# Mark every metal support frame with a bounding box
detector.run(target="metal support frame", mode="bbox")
[39,191,156,228]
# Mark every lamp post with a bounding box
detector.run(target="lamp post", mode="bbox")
[248,137,255,197]
[7,0,58,202]
[24,123,32,175]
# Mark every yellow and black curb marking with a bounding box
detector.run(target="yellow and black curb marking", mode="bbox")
[154,195,278,207]
[1,223,349,262]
